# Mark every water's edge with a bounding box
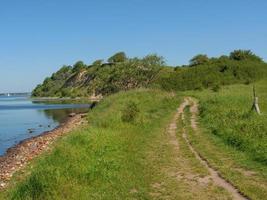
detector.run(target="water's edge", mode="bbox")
[0,113,87,188]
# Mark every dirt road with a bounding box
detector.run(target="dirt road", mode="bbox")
[162,97,248,200]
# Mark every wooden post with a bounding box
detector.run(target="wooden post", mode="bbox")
[251,85,261,114]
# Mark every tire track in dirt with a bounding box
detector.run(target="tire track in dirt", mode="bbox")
[182,97,249,200]
[167,99,190,151]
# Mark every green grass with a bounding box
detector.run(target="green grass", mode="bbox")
[1,89,181,200]
[188,79,267,165]
[183,80,267,199]
[2,80,267,199]
[183,104,267,200]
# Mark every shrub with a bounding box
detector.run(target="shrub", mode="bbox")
[190,54,209,66]
[108,52,127,63]
[229,49,263,62]
[212,84,221,92]
[121,101,139,123]
[72,61,87,72]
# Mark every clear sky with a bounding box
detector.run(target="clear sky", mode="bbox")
[0,0,266,93]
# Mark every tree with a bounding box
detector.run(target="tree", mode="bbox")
[31,84,43,97]
[142,54,165,67]
[108,52,127,63]
[229,50,262,62]
[72,61,86,72]
[92,59,103,66]
[58,65,72,73]
[190,54,209,66]
[51,65,72,80]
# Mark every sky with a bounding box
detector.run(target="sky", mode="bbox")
[0,0,266,93]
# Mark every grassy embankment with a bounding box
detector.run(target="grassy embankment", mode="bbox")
[1,89,183,199]
[183,79,267,199]
[2,80,267,199]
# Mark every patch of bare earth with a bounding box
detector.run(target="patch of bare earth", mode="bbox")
[0,114,86,189]
[167,100,189,152]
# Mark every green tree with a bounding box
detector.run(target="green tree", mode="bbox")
[92,59,103,66]
[72,61,86,72]
[108,52,127,63]
[142,54,165,67]
[51,65,72,80]
[190,54,209,66]
[229,50,262,62]
[31,84,43,97]
[58,65,72,73]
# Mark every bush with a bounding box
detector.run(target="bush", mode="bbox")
[212,84,221,92]
[108,52,127,63]
[121,101,139,123]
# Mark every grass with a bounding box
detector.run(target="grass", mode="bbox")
[183,80,267,199]
[0,89,181,200]
[189,79,267,165]
[2,80,267,199]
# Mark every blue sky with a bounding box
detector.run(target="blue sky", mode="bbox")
[0,0,266,93]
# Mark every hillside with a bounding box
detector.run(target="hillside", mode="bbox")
[32,50,267,98]
[32,53,164,97]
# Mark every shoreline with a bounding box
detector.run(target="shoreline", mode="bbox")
[0,113,87,189]
[30,96,102,102]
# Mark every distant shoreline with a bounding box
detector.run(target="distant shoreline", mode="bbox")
[31,96,102,102]
[0,95,102,102]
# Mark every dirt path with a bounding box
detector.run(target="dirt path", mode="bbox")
[167,99,190,152]
[150,98,228,199]
[182,97,248,200]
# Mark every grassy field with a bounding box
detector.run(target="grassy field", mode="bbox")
[1,88,237,200]
[190,79,267,165]
[1,89,182,199]
[183,80,267,199]
[1,81,267,199]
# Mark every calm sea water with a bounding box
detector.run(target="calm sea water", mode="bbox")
[0,96,90,156]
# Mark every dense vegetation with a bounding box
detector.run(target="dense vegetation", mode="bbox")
[32,53,164,97]
[153,50,267,91]
[32,50,267,98]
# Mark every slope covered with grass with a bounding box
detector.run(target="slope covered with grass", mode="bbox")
[1,89,181,199]
[191,80,267,165]
[181,80,267,199]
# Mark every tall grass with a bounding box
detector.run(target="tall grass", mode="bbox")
[188,80,267,164]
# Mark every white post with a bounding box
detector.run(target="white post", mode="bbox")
[252,85,261,114]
